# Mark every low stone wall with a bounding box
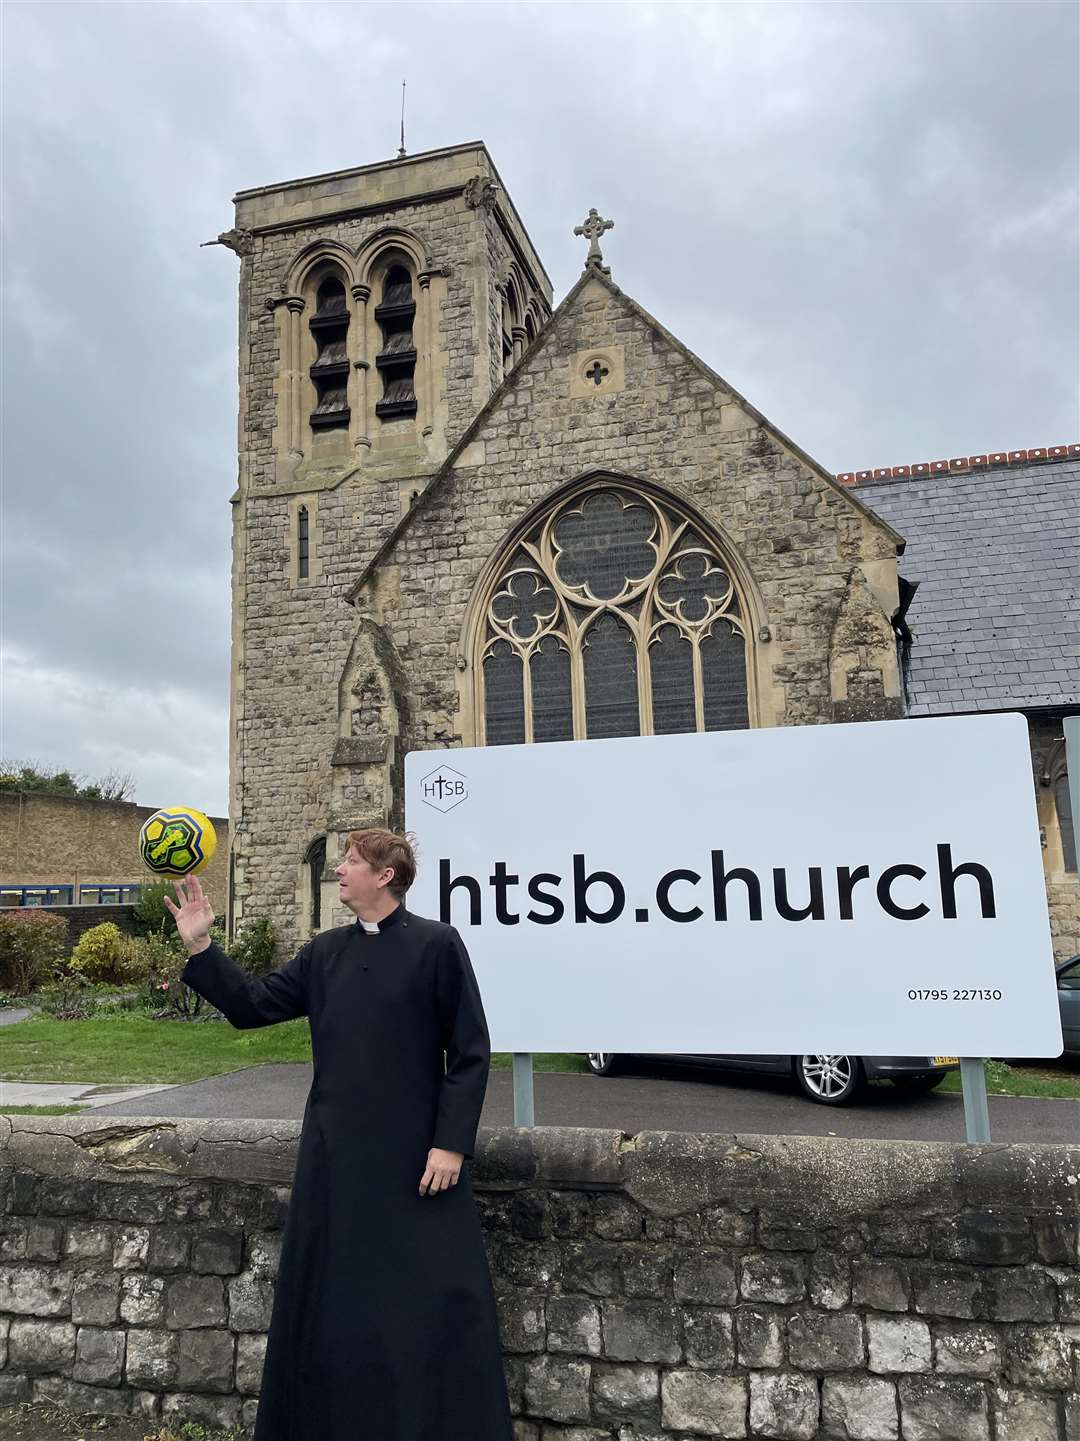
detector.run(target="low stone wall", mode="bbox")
[1,1118,1078,1439]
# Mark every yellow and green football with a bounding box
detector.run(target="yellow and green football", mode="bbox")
[139,807,217,877]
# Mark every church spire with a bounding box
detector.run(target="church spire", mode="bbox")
[573,207,614,275]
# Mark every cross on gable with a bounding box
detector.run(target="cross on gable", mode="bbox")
[586,360,609,386]
[573,208,614,270]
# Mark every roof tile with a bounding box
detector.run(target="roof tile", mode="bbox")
[860,457,1080,712]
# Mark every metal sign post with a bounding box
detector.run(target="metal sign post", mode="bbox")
[959,1058,991,1142]
[512,1052,535,1127]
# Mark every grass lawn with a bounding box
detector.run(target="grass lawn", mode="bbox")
[937,1062,1080,1101]
[492,1052,589,1073]
[0,1013,1076,1097]
[0,1012,589,1086]
[0,1402,249,1440]
[0,1015,313,1084]
[1,1104,88,1116]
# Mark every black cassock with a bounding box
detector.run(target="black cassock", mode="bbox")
[180,906,512,1441]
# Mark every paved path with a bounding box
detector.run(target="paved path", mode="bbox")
[82,1060,1080,1144]
[0,1008,38,1027]
[0,1079,176,1109]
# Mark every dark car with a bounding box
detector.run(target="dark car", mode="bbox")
[1056,954,1080,1056]
[585,1050,960,1106]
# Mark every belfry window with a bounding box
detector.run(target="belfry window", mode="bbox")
[479,483,751,744]
[501,289,517,378]
[308,277,350,430]
[375,265,417,420]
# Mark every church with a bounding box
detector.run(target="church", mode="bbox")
[213,142,1078,964]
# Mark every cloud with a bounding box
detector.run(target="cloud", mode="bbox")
[3,645,228,815]
[1,0,1076,812]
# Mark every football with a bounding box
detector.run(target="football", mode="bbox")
[139,807,217,877]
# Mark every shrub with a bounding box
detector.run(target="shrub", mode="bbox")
[138,930,208,1019]
[69,922,147,985]
[133,878,180,937]
[228,915,276,975]
[36,970,98,1019]
[0,909,68,994]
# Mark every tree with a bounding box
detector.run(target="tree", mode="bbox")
[0,760,136,802]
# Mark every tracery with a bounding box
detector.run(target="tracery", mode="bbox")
[478,481,751,744]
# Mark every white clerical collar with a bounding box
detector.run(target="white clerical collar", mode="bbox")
[354,905,406,936]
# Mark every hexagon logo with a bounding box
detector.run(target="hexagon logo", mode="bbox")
[418,766,469,813]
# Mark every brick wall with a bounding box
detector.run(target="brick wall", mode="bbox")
[0,794,229,918]
[22,904,140,954]
[1,1120,1077,1437]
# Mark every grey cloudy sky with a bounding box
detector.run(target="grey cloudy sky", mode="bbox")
[2,1,1077,819]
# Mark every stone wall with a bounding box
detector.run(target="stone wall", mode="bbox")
[1029,716,1080,963]
[1,1118,1077,1439]
[0,794,229,918]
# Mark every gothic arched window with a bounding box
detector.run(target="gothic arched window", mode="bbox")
[305,836,326,931]
[478,482,751,744]
[297,505,310,580]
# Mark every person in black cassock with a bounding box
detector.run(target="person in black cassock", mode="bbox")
[165,828,513,1441]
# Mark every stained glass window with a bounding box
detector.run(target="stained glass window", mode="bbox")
[479,481,751,744]
[584,614,639,738]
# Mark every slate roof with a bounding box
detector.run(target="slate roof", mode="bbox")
[855,457,1080,715]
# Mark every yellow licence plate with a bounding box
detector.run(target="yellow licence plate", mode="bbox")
[932,1056,959,1065]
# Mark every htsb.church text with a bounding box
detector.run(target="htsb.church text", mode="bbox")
[439,847,997,927]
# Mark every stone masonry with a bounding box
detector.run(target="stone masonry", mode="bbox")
[1,1116,1078,1438]
[223,139,1073,970]
[1031,715,1080,962]
[227,142,902,951]
[228,143,556,947]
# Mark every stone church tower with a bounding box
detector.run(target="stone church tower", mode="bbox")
[222,142,903,950]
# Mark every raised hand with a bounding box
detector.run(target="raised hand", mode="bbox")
[163,875,215,955]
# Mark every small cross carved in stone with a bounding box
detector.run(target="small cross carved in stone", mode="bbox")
[574,208,614,269]
[586,360,609,386]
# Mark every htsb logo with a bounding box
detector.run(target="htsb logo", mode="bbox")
[420,765,469,813]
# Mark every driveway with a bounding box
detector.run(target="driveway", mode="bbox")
[89,1058,1080,1143]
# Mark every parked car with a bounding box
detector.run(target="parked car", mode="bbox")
[584,1051,960,1106]
[588,960,1078,1102]
[1056,954,1080,1057]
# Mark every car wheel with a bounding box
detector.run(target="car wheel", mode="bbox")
[891,1073,946,1092]
[586,1052,620,1076]
[793,1054,865,1105]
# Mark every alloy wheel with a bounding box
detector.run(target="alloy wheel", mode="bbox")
[796,1054,861,1103]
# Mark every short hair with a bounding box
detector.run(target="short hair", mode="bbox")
[344,828,417,899]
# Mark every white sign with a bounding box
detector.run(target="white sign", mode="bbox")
[405,714,1062,1056]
